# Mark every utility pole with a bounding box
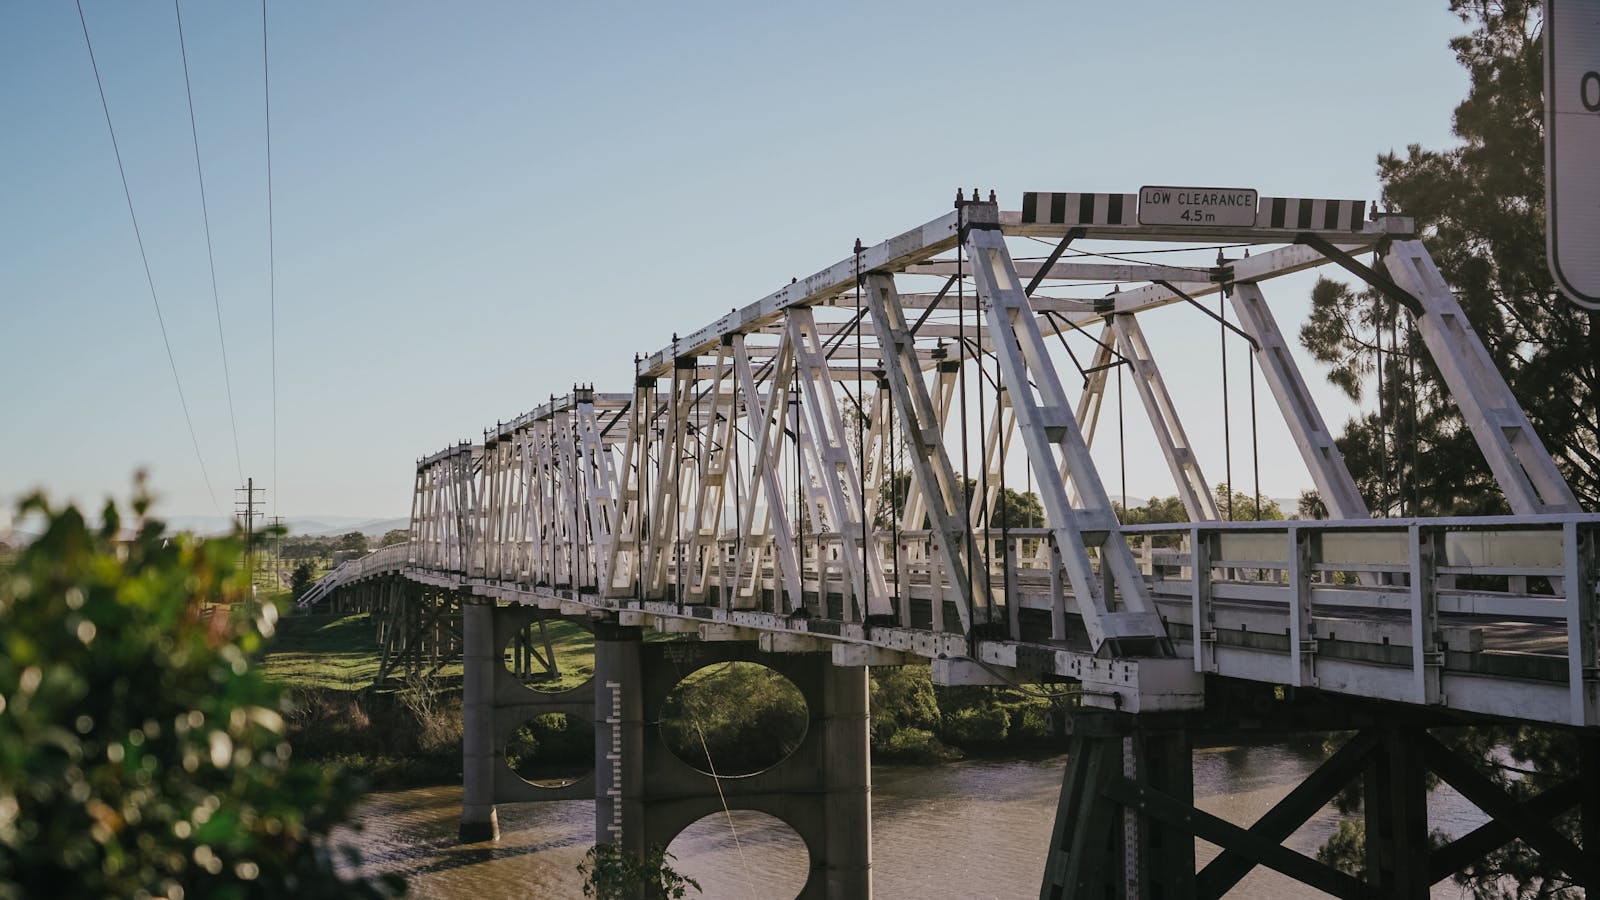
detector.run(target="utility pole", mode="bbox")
[235,478,265,591]
[267,515,286,591]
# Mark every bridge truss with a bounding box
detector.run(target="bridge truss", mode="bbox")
[306,192,1599,897]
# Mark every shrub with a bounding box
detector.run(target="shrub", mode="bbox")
[868,666,940,748]
[880,727,960,764]
[578,843,699,899]
[942,705,1010,745]
[0,488,400,898]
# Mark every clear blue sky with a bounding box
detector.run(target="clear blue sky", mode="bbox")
[1,2,1472,525]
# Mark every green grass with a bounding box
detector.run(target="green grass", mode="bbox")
[260,611,601,691]
[504,618,595,692]
[260,613,401,689]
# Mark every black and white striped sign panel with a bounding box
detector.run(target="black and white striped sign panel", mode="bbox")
[1256,197,1366,231]
[1022,191,1367,232]
[1020,192,1138,226]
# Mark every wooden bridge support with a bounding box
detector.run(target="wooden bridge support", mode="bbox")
[373,581,460,685]
[592,627,872,899]
[1041,709,1600,899]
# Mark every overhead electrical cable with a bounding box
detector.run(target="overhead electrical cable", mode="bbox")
[77,0,222,516]
[262,0,280,520]
[174,0,245,484]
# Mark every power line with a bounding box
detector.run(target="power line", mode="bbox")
[174,0,245,484]
[76,0,222,515]
[263,0,279,521]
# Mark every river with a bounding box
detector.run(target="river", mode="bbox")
[334,739,1489,898]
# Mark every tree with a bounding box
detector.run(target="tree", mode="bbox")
[1300,0,1598,514]
[1296,489,1328,521]
[291,562,316,600]
[1301,4,1591,894]
[0,486,399,897]
[337,531,369,554]
[379,529,409,548]
[874,471,1042,530]
[1111,492,1285,525]
[1115,495,1188,526]
[1213,484,1283,522]
[990,486,1044,530]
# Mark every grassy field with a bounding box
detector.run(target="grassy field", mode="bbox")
[260,613,401,689]
[260,611,598,691]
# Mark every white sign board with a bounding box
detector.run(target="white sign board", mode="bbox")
[1138,186,1258,227]
[1546,0,1600,309]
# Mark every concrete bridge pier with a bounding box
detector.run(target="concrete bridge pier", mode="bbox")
[593,627,872,899]
[593,622,645,852]
[459,596,498,842]
[459,598,594,843]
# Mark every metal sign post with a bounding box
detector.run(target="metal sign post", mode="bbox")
[1545,0,1600,310]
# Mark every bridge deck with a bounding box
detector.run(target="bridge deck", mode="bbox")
[310,510,1599,728]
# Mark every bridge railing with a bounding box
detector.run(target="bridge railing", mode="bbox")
[1111,515,1597,723]
[297,543,412,610]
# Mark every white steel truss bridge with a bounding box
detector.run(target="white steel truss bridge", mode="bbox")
[304,191,1599,898]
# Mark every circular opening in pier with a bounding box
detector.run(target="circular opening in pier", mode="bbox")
[666,810,810,899]
[659,662,808,777]
[500,618,595,693]
[504,713,594,788]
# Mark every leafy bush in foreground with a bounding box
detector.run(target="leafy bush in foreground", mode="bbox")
[0,488,400,899]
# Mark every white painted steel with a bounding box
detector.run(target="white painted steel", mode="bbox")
[1382,240,1581,515]
[1228,282,1371,520]
[303,196,1597,726]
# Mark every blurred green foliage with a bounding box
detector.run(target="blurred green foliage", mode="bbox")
[0,487,400,899]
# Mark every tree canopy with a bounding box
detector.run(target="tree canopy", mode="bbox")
[1300,0,1598,515]
[1303,4,1591,895]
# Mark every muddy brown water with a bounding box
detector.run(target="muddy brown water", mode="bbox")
[334,742,1490,899]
